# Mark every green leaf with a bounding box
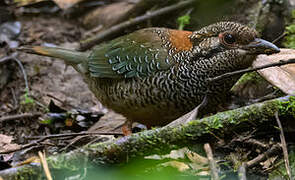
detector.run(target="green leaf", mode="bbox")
[177,15,191,30]
[292,9,295,19]
[40,119,53,125]
[286,24,295,33]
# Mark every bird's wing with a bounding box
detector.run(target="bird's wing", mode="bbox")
[88,28,176,78]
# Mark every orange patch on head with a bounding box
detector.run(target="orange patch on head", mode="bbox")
[168,30,193,52]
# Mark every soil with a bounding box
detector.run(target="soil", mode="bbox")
[0,15,125,158]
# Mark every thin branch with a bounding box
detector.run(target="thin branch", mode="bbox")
[10,87,18,108]
[46,94,66,105]
[79,0,196,50]
[0,132,122,154]
[275,111,292,180]
[232,133,269,149]
[0,113,42,123]
[246,143,281,168]
[38,151,53,180]
[0,53,16,63]
[26,132,123,140]
[208,59,295,83]
[0,140,45,154]
[13,56,29,91]
[204,143,219,180]
[0,53,29,92]
[272,32,287,44]
[263,160,284,174]
[238,163,247,180]
[185,94,208,123]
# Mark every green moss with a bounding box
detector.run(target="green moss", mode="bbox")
[16,166,42,180]
[278,96,295,118]
[231,72,265,91]
[283,24,295,48]
[20,89,36,112]
[47,151,87,171]
[283,10,295,48]
[198,98,281,138]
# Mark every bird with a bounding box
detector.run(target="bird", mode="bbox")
[19,21,280,135]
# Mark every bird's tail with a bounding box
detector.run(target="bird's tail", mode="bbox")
[18,46,88,65]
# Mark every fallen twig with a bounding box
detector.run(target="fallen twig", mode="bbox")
[232,133,269,149]
[272,32,287,44]
[0,131,123,154]
[238,163,247,180]
[79,0,196,50]
[0,113,42,123]
[0,138,46,154]
[10,87,18,108]
[204,143,219,180]
[246,143,281,168]
[38,151,52,180]
[26,132,123,140]
[0,52,29,91]
[208,59,295,83]
[275,111,292,180]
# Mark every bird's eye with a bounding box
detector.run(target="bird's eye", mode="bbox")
[223,34,236,45]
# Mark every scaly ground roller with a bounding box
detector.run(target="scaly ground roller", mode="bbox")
[21,22,280,134]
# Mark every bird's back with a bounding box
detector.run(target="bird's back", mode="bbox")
[84,28,202,126]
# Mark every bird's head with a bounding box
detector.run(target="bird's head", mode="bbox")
[189,22,279,70]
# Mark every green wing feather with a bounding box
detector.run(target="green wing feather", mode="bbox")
[88,28,175,78]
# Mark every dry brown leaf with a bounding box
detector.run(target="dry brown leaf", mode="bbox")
[253,48,295,95]
[261,156,278,169]
[82,2,135,29]
[0,134,20,161]
[145,148,187,160]
[186,150,209,173]
[52,0,85,9]
[15,156,40,166]
[186,151,208,164]
[161,161,190,172]
[0,134,20,153]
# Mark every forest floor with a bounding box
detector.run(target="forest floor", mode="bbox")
[0,15,126,158]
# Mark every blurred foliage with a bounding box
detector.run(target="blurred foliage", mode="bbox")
[279,96,295,118]
[283,10,295,49]
[283,24,295,48]
[20,89,36,112]
[269,148,295,180]
[177,14,190,30]
[186,0,235,30]
[53,159,203,180]
[50,149,269,180]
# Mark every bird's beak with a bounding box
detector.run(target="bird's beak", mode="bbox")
[244,38,280,55]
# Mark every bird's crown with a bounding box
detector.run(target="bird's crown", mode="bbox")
[190,21,257,46]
